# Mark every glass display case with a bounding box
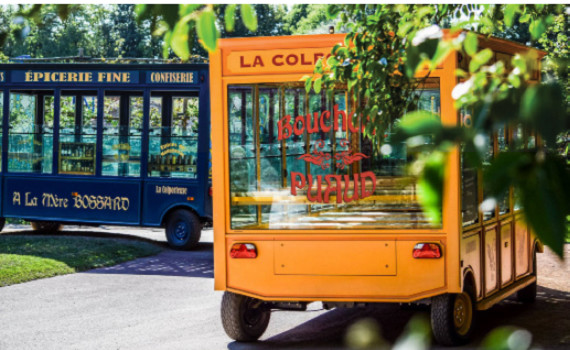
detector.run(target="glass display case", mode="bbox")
[59,142,95,175]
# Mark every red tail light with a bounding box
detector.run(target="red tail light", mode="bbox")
[413,243,441,259]
[230,243,257,259]
[209,186,212,197]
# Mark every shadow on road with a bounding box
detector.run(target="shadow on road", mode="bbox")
[227,286,570,350]
[1,229,169,247]
[87,244,214,278]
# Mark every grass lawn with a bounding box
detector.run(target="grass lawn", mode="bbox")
[0,235,162,287]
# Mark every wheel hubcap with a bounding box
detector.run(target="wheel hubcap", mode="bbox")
[453,292,472,336]
[174,221,188,240]
[243,298,264,328]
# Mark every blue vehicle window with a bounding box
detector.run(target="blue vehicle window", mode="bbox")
[102,92,143,177]
[148,94,198,179]
[8,90,54,174]
[59,92,97,175]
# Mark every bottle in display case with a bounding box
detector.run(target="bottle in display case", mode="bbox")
[59,142,95,175]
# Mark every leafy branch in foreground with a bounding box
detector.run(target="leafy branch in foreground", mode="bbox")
[134,4,257,59]
[307,4,569,256]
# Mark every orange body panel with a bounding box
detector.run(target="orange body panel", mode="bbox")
[210,33,541,304]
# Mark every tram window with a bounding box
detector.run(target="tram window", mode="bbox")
[283,87,308,217]
[8,90,54,174]
[482,132,496,221]
[59,92,97,175]
[148,94,198,179]
[461,109,479,226]
[228,86,257,227]
[227,79,442,230]
[497,126,510,215]
[102,93,142,177]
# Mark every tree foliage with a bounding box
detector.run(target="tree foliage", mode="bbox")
[305,4,569,256]
[0,4,161,60]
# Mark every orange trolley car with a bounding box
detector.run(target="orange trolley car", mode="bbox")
[209,34,544,345]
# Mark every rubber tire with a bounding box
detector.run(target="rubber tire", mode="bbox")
[0,218,5,232]
[517,249,537,303]
[30,221,63,234]
[431,283,476,346]
[165,209,201,250]
[221,292,270,342]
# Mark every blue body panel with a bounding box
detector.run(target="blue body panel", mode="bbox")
[0,63,212,227]
[3,176,140,224]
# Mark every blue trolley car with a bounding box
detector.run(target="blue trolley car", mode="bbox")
[0,63,211,249]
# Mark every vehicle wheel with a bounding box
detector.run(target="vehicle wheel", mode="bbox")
[30,221,63,234]
[165,209,201,250]
[221,292,270,342]
[517,249,537,303]
[0,218,5,232]
[431,284,476,346]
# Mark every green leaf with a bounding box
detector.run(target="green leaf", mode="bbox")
[179,4,201,17]
[521,156,569,258]
[504,5,520,28]
[240,4,258,32]
[418,151,445,224]
[304,76,312,93]
[162,30,173,59]
[482,326,530,350]
[313,77,322,94]
[170,21,190,60]
[197,8,218,53]
[519,13,531,23]
[464,32,478,56]
[405,38,438,78]
[315,58,323,74]
[455,68,468,78]
[469,48,493,73]
[224,5,236,32]
[326,5,340,20]
[521,83,566,146]
[529,19,546,40]
[134,4,146,17]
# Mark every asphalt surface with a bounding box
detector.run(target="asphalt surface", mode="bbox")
[0,225,568,349]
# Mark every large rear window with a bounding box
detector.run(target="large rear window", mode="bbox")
[227,80,441,230]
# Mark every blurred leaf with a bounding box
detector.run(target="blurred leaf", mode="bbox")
[170,21,190,60]
[529,19,546,40]
[345,318,386,349]
[397,111,442,136]
[504,5,519,28]
[482,326,532,350]
[57,5,71,21]
[241,4,258,32]
[179,4,201,17]
[418,152,445,225]
[519,13,531,23]
[134,4,146,17]
[405,38,438,77]
[225,5,236,32]
[326,5,341,20]
[521,83,566,146]
[522,155,570,258]
[197,8,218,53]
[393,316,431,350]
[464,32,478,56]
[469,48,493,73]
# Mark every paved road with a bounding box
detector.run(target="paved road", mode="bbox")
[0,226,568,349]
